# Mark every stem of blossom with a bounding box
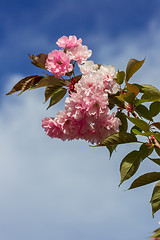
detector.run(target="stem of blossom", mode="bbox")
[132,112,138,118]
[152,136,160,149]
[124,102,138,118]
[73,70,76,78]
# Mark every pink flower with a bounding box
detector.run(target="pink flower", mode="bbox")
[56,35,82,49]
[42,111,94,141]
[79,61,98,75]
[93,114,121,144]
[42,117,63,139]
[98,65,119,94]
[45,50,73,78]
[74,73,104,98]
[67,45,92,64]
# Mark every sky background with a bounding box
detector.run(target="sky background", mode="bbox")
[1,0,160,239]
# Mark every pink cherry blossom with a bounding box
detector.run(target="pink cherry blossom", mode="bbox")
[79,61,98,75]
[42,44,120,144]
[56,35,82,49]
[93,114,121,144]
[98,65,119,94]
[45,50,73,78]
[42,117,63,139]
[67,45,92,64]
[74,73,105,97]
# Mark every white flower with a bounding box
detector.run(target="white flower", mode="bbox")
[78,61,98,75]
[67,45,92,64]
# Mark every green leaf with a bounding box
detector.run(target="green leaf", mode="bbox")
[131,126,153,138]
[29,53,48,69]
[45,85,62,102]
[139,143,153,159]
[149,101,160,117]
[123,92,135,104]
[126,58,145,82]
[134,99,143,106]
[150,181,160,216]
[120,145,153,187]
[131,129,152,137]
[127,116,150,132]
[33,75,65,89]
[150,228,160,238]
[129,172,160,190]
[153,227,160,234]
[97,132,137,147]
[141,85,160,102]
[141,84,159,93]
[119,150,142,186]
[116,70,125,85]
[135,104,153,121]
[6,75,44,95]
[108,95,125,108]
[116,112,128,132]
[106,145,117,159]
[47,87,67,109]
[131,125,142,134]
[149,157,160,166]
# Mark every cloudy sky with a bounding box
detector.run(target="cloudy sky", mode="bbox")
[1,0,160,239]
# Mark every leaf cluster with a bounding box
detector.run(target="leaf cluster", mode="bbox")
[96,58,160,218]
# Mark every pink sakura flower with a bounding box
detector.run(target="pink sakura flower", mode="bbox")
[42,117,63,139]
[42,113,79,141]
[67,45,92,64]
[45,50,73,78]
[93,114,121,144]
[79,61,98,75]
[85,95,110,120]
[98,65,119,94]
[42,111,95,141]
[74,73,104,97]
[56,35,82,49]
[65,93,85,120]
[56,36,82,49]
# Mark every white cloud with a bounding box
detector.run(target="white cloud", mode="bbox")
[1,20,160,240]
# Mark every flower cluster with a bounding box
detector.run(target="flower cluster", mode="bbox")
[45,35,91,78]
[42,36,121,144]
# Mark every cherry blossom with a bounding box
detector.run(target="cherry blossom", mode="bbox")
[45,49,73,78]
[56,35,82,49]
[67,45,92,64]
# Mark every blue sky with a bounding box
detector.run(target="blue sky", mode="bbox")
[1,0,160,240]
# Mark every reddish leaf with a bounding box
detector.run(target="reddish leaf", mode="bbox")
[151,122,160,130]
[6,75,43,95]
[33,75,66,89]
[29,53,48,69]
